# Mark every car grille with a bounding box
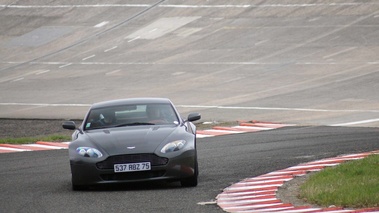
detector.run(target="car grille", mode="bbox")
[96,154,169,170]
[100,170,166,181]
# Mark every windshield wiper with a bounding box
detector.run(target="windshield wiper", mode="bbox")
[115,122,155,127]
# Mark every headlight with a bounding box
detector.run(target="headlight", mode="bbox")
[76,147,103,158]
[161,140,186,153]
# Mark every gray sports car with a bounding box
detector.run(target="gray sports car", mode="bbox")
[63,98,201,190]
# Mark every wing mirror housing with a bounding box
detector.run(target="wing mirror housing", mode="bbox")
[62,121,76,130]
[62,121,83,134]
[186,113,201,122]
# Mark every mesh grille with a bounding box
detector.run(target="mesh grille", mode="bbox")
[100,170,166,181]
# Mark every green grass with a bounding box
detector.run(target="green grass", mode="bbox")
[0,135,71,144]
[299,154,379,208]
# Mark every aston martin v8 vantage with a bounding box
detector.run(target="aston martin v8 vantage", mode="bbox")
[63,98,201,190]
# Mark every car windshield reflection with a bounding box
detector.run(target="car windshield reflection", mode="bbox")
[84,103,180,130]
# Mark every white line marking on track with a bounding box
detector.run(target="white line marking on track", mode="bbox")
[105,70,121,75]
[94,21,109,28]
[1,2,374,9]
[323,47,357,59]
[104,46,118,52]
[160,3,372,8]
[178,105,379,113]
[12,78,24,82]
[59,63,72,68]
[127,36,140,42]
[330,118,379,126]
[0,4,151,8]
[82,55,96,61]
[1,103,379,114]
[308,17,321,22]
[254,40,269,46]
[10,61,378,66]
[149,28,157,33]
[223,77,242,83]
[35,70,50,75]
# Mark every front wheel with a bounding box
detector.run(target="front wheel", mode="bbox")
[180,175,198,187]
[72,177,88,191]
[72,183,87,191]
[180,160,198,187]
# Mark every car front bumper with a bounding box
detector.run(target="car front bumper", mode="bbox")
[70,149,197,186]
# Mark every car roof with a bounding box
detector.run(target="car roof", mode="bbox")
[91,98,172,109]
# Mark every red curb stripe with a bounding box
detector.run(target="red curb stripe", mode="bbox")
[284,165,327,171]
[218,190,278,198]
[263,170,307,176]
[318,207,346,211]
[218,198,280,208]
[0,144,33,151]
[232,180,285,187]
[239,123,274,128]
[219,195,278,202]
[196,130,234,136]
[231,205,296,212]
[225,185,279,193]
[36,141,69,148]
[0,144,60,151]
[238,120,280,125]
[245,175,294,181]
[217,151,379,213]
[239,122,285,128]
[217,193,277,201]
[353,208,379,212]
[278,206,321,212]
[249,205,297,212]
[337,153,372,159]
[1,121,292,155]
[0,149,21,153]
[304,159,346,165]
[220,199,282,209]
[223,202,287,212]
[212,126,259,132]
[251,203,294,210]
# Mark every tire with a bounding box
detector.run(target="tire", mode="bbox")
[72,183,87,191]
[180,160,198,187]
[72,178,87,191]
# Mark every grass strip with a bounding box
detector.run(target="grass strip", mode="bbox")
[0,135,71,144]
[299,154,379,208]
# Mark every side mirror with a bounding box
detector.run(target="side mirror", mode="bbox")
[62,121,77,130]
[187,113,201,122]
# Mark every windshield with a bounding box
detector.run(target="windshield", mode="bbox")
[84,103,180,130]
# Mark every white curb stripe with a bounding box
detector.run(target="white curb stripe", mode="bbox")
[217,151,379,212]
[0,147,26,152]
[24,144,66,149]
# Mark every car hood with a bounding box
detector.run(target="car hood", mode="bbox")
[84,125,179,155]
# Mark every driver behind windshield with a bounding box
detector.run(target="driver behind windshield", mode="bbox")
[146,105,167,124]
[86,109,115,129]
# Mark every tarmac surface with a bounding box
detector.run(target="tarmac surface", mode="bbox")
[1,1,379,212]
[1,120,379,212]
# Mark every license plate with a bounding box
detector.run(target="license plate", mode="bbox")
[114,162,151,173]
